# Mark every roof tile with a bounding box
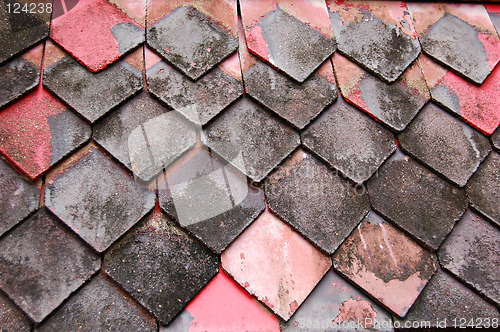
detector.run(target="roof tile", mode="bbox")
[0,291,31,332]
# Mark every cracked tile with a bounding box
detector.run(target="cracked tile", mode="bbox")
[367,150,467,250]
[332,52,429,132]
[0,291,31,332]
[0,209,100,323]
[265,149,370,254]
[398,103,491,187]
[203,97,300,182]
[332,211,438,317]
[45,146,156,252]
[439,209,500,306]
[302,98,396,183]
[240,0,335,83]
[221,209,332,321]
[328,1,420,83]
[104,207,219,325]
[159,148,265,254]
[466,151,500,226]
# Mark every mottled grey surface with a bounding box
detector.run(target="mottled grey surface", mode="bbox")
[302,99,396,183]
[111,22,144,55]
[43,57,142,122]
[488,11,500,36]
[0,57,38,108]
[430,84,461,116]
[399,103,491,186]
[0,209,100,323]
[491,127,500,152]
[147,6,238,80]
[439,209,500,306]
[244,61,337,129]
[0,292,31,332]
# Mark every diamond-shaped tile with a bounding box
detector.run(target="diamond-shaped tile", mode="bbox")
[162,271,280,332]
[221,209,332,321]
[332,211,438,317]
[50,0,145,72]
[466,151,500,226]
[328,1,420,83]
[0,158,40,236]
[43,56,142,123]
[0,209,100,323]
[332,52,429,132]
[203,97,300,182]
[302,98,396,183]
[45,146,156,252]
[0,88,91,179]
[94,92,196,182]
[36,274,157,332]
[439,209,500,306]
[265,150,370,254]
[104,208,219,325]
[159,148,265,254]
[147,6,238,80]
[0,291,31,332]
[399,103,491,187]
[241,2,335,83]
[367,150,467,250]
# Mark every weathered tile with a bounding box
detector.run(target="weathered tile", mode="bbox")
[492,127,500,152]
[240,0,334,83]
[396,268,499,328]
[0,43,43,109]
[45,146,156,252]
[0,88,91,179]
[162,271,280,332]
[332,52,429,132]
[281,269,393,331]
[0,0,50,65]
[439,209,500,306]
[333,211,438,317]
[410,3,500,85]
[105,207,219,325]
[36,274,157,332]
[0,291,31,332]
[50,0,145,72]
[466,151,500,226]
[0,158,40,236]
[302,98,396,183]
[399,103,491,187]
[328,1,420,83]
[265,150,370,254]
[159,148,265,254]
[221,209,332,321]
[486,4,500,35]
[367,150,467,250]
[94,91,197,182]
[0,209,100,323]
[203,97,300,182]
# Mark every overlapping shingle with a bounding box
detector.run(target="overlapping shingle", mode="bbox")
[0,291,31,332]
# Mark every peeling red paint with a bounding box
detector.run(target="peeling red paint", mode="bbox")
[333,298,377,328]
[245,27,269,62]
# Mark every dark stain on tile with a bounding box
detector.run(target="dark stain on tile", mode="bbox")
[0,57,39,109]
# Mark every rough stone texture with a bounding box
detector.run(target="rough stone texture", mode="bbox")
[396,268,499,328]
[280,270,393,331]
[36,274,157,332]
[0,57,39,109]
[0,209,100,323]
[265,150,370,254]
[466,151,500,226]
[399,103,491,187]
[302,98,396,183]
[146,60,243,125]
[147,6,238,80]
[332,211,438,317]
[439,209,500,306]
[43,56,142,123]
[0,88,91,179]
[159,148,265,254]
[0,158,40,236]
[332,53,429,132]
[367,151,467,250]
[0,0,50,64]
[221,210,332,321]
[104,208,219,325]
[203,97,300,182]
[45,147,156,252]
[492,127,500,152]
[162,271,280,332]
[50,0,144,72]
[0,291,31,332]
[94,92,196,182]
